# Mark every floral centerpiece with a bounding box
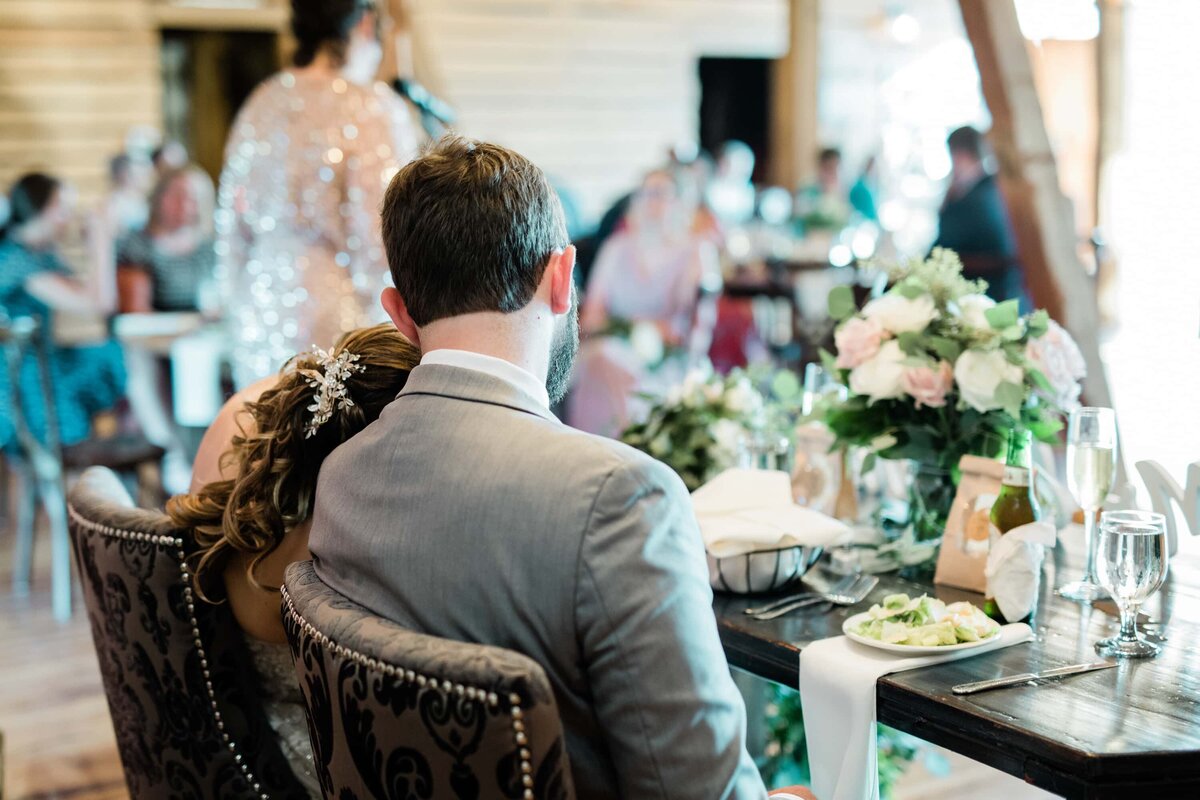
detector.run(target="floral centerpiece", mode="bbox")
[821,248,1086,541]
[619,367,770,491]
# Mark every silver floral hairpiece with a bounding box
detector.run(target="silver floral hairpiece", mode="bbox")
[299,345,367,438]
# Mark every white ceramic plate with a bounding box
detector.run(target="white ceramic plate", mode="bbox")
[841,611,1002,654]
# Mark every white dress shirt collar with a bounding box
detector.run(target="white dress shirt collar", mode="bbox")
[419,349,551,410]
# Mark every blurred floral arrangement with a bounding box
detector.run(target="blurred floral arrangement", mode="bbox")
[619,365,802,491]
[821,248,1086,473]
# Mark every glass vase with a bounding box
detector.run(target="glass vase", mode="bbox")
[908,462,958,545]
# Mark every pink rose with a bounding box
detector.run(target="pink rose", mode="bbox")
[835,317,886,369]
[902,360,954,409]
[1025,319,1086,409]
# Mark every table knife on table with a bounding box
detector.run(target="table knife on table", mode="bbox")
[952,661,1117,696]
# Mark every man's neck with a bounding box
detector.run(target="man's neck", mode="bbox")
[417,311,550,384]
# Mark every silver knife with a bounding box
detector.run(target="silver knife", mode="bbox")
[952,661,1117,696]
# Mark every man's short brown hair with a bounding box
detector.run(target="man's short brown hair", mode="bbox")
[380,135,568,326]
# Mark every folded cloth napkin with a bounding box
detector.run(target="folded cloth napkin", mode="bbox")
[692,468,851,557]
[986,521,1057,622]
[800,623,1034,800]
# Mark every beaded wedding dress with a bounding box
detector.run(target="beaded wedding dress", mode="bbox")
[215,70,417,386]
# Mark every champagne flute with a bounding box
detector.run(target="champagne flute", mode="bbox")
[1094,510,1169,658]
[1058,407,1118,601]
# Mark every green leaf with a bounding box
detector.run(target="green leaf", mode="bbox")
[896,331,923,356]
[828,285,857,321]
[994,380,1026,418]
[985,299,1020,330]
[927,336,962,362]
[861,451,878,473]
[894,279,926,299]
[1028,368,1054,393]
[819,348,841,374]
[771,370,802,401]
[1001,324,1025,341]
[1026,309,1050,338]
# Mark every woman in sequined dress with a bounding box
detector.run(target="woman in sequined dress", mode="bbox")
[169,325,419,797]
[216,0,418,387]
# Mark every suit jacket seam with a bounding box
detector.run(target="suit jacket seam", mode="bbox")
[576,461,671,799]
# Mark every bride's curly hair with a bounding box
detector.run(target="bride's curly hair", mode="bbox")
[167,324,420,600]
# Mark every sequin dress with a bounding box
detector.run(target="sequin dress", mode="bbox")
[244,637,322,798]
[215,71,417,386]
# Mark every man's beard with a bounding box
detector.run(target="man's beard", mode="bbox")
[545,292,580,405]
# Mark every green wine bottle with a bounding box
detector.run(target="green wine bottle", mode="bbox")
[984,429,1041,623]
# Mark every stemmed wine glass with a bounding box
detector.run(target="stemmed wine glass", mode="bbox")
[1094,510,1169,658]
[1058,407,1118,601]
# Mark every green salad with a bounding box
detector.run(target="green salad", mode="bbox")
[852,593,1001,647]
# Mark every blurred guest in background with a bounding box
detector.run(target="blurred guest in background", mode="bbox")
[0,173,124,451]
[117,166,216,313]
[706,139,757,227]
[101,153,150,239]
[151,140,189,179]
[849,154,879,222]
[933,125,1023,305]
[796,146,851,232]
[215,0,418,386]
[568,169,718,437]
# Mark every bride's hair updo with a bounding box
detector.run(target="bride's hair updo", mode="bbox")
[290,0,375,68]
[167,324,419,599]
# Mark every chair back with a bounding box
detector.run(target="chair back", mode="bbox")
[67,467,309,799]
[1135,460,1200,555]
[281,561,576,800]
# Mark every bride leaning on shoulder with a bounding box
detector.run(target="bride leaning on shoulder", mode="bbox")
[165,323,420,643]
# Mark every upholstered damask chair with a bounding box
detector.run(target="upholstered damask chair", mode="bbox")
[281,561,576,800]
[67,467,309,799]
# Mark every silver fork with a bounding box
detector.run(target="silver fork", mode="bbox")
[743,574,858,617]
[749,574,879,620]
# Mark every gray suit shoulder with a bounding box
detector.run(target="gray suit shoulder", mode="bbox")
[552,422,690,500]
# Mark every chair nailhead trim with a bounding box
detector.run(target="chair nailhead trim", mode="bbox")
[280,585,539,797]
[67,503,268,797]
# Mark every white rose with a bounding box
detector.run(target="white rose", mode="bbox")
[862,292,938,334]
[954,348,1024,412]
[849,340,907,403]
[951,294,996,331]
[724,378,762,416]
[711,419,747,468]
[703,382,724,404]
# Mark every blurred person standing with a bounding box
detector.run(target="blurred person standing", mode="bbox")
[932,126,1023,305]
[796,147,851,232]
[215,0,418,386]
[568,169,718,437]
[706,140,757,227]
[152,140,189,180]
[101,153,151,239]
[118,166,216,313]
[0,173,125,451]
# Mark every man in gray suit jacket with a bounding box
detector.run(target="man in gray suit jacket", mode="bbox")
[309,136,811,800]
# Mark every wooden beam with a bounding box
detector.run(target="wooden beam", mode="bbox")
[958,0,1112,408]
[769,0,819,189]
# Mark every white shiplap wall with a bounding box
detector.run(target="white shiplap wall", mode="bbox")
[411,0,787,223]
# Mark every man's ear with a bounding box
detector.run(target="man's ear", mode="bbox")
[381,287,420,346]
[548,245,576,315]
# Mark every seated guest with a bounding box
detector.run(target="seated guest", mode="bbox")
[568,168,718,437]
[310,136,809,799]
[117,166,216,312]
[0,173,125,451]
[932,125,1023,305]
[795,146,852,232]
[167,324,420,798]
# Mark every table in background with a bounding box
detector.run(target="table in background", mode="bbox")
[713,549,1200,799]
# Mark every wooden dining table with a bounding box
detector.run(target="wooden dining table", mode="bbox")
[712,544,1200,799]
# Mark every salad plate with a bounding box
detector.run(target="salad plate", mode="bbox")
[842,593,1002,654]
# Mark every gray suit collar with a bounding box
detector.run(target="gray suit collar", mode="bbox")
[398,363,558,423]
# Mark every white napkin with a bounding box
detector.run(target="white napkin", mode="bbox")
[800,623,1034,800]
[985,521,1057,622]
[691,468,851,557]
